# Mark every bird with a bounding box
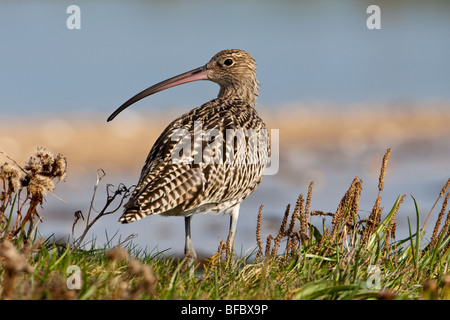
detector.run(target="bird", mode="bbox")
[107,49,270,262]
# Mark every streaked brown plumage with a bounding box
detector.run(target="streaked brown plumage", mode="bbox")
[107,49,270,261]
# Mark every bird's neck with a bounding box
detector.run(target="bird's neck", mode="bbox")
[217,81,259,107]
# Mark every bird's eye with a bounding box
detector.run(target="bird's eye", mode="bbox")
[223,58,233,66]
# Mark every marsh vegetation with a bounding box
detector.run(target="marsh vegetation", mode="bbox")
[1,147,449,300]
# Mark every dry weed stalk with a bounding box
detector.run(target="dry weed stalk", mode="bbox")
[421,178,450,240]
[429,192,449,250]
[216,237,236,266]
[254,148,413,261]
[305,182,314,238]
[440,209,450,248]
[271,205,290,256]
[253,147,447,275]
[0,148,67,242]
[385,194,405,246]
[71,169,135,251]
[255,184,318,260]
[362,148,391,243]
[285,199,300,254]
[217,240,227,262]
[329,177,362,246]
[255,205,264,262]
[264,234,273,258]
[297,194,306,241]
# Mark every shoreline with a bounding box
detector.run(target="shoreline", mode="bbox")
[1,102,449,173]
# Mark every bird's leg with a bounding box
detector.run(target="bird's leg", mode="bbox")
[184,215,197,263]
[226,204,240,257]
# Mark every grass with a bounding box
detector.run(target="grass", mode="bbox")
[1,147,450,300]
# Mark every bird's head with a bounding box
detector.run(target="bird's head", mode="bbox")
[206,49,259,104]
[107,49,258,122]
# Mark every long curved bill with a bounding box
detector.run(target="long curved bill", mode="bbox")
[107,65,210,122]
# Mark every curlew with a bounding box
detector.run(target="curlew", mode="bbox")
[107,49,270,262]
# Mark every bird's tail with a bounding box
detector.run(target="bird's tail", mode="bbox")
[119,207,147,224]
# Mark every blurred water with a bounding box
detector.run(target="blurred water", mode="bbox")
[1,1,450,256]
[1,0,450,115]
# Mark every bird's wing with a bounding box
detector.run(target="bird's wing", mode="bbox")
[121,118,206,220]
[119,98,270,223]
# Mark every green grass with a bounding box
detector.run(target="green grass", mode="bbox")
[1,214,449,300]
[1,148,450,300]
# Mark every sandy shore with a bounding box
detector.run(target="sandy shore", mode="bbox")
[1,101,449,174]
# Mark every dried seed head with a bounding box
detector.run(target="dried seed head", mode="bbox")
[264,234,273,258]
[24,157,43,174]
[443,274,450,287]
[34,147,55,161]
[127,259,157,295]
[0,240,33,274]
[378,148,391,192]
[23,147,67,182]
[0,163,20,178]
[0,162,23,192]
[422,279,439,300]
[440,178,450,198]
[28,174,55,196]
[255,205,263,256]
[53,154,68,181]
[106,247,129,263]
[37,149,55,174]
[377,289,396,300]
